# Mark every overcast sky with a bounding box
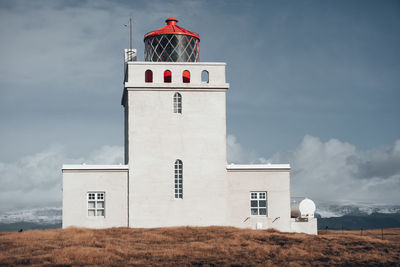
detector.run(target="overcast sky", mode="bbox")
[0,0,399,212]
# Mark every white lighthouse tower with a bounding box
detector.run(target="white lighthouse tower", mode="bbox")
[62,17,317,234]
[123,17,229,227]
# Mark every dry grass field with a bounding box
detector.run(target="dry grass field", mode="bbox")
[0,226,399,266]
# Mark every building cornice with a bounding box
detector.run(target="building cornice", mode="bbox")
[124,84,229,90]
[62,164,129,172]
[126,61,227,66]
[226,164,290,172]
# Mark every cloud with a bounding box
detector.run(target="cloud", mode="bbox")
[1,135,399,213]
[0,144,124,213]
[226,134,266,164]
[267,135,400,205]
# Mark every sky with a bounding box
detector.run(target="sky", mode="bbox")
[0,0,399,212]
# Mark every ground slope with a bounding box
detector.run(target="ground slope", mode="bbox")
[0,227,399,266]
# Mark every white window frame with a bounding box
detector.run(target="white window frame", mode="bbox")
[250,192,267,216]
[173,92,182,114]
[87,192,105,217]
[174,160,183,199]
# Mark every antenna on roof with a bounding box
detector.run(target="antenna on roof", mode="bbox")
[171,5,173,17]
[124,17,133,51]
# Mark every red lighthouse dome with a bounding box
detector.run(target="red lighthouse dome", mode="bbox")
[144,18,200,62]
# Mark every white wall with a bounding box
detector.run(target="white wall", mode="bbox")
[124,62,229,227]
[62,166,129,228]
[291,218,318,235]
[227,167,292,232]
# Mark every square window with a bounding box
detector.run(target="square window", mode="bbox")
[88,192,105,218]
[259,208,267,215]
[250,192,267,216]
[251,209,258,215]
[97,210,104,216]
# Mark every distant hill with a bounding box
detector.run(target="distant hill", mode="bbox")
[0,222,61,232]
[318,213,400,230]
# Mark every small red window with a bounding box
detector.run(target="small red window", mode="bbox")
[145,70,153,83]
[183,70,190,83]
[164,70,172,83]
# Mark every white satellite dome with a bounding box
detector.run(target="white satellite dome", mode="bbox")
[299,198,316,218]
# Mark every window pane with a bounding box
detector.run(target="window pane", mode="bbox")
[251,200,258,207]
[88,210,95,216]
[259,208,267,215]
[97,201,104,208]
[259,200,267,207]
[97,210,104,216]
[201,70,209,83]
[251,208,258,215]
[259,193,266,199]
[251,193,257,199]
[88,201,95,208]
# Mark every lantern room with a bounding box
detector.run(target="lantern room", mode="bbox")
[144,18,200,62]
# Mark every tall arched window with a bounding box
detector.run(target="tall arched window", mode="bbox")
[182,70,190,83]
[173,92,182,114]
[145,69,153,83]
[201,70,209,83]
[164,70,172,83]
[174,160,183,199]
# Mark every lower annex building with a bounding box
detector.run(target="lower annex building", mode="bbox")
[62,17,317,234]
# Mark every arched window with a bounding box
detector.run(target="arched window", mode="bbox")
[174,160,183,199]
[201,70,209,83]
[173,92,182,114]
[164,70,172,83]
[182,70,190,83]
[145,69,153,83]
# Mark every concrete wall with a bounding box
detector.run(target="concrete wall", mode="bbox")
[62,165,129,229]
[124,62,229,227]
[291,218,318,235]
[227,166,291,232]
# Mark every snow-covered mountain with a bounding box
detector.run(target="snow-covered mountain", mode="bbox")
[316,202,400,218]
[0,207,61,224]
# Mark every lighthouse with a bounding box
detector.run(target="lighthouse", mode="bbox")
[122,17,230,227]
[62,17,317,234]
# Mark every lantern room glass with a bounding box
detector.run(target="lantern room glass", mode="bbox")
[145,34,200,62]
